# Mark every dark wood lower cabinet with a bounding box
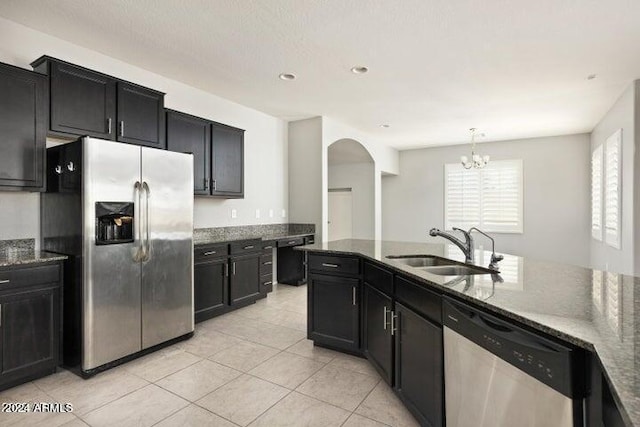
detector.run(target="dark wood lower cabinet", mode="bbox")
[0,262,62,391]
[394,302,443,427]
[229,254,261,305]
[363,283,393,384]
[308,273,360,352]
[194,258,227,322]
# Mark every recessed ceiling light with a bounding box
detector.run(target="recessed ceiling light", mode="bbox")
[380,124,390,128]
[351,66,369,74]
[279,73,296,81]
[587,74,597,80]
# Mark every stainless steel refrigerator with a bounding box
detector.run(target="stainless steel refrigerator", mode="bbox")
[42,137,194,376]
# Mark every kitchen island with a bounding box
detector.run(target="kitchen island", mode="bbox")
[298,239,639,426]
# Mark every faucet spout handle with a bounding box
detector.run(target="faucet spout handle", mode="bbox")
[429,228,439,236]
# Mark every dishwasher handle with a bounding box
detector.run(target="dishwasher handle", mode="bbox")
[444,299,570,355]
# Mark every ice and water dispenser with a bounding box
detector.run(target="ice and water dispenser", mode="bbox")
[95,202,134,245]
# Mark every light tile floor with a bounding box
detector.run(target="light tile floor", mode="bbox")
[0,283,419,427]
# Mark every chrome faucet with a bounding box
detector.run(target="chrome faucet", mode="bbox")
[468,227,504,272]
[429,227,474,263]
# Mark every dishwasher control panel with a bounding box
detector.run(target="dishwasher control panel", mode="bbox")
[444,299,586,399]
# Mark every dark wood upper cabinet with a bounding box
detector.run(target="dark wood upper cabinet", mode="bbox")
[117,82,165,149]
[166,110,211,195]
[48,60,116,139]
[0,62,46,191]
[31,56,164,148]
[211,122,244,198]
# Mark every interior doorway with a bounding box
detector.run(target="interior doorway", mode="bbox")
[328,189,353,241]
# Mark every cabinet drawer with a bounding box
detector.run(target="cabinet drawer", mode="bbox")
[363,261,393,295]
[229,239,262,255]
[194,244,228,261]
[395,275,442,325]
[308,254,360,276]
[262,241,275,252]
[260,256,273,275]
[0,264,60,291]
[278,237,305,248]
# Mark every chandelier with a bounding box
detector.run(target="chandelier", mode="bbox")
[461,128,489,169]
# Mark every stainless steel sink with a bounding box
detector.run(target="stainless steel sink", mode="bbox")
[422,265,492,276]
[386,255,459,268]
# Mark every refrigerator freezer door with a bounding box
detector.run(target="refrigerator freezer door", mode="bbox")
[82,137,143,371]
[141,147,194,349]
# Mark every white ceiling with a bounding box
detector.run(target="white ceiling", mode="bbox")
[1,0,639,149]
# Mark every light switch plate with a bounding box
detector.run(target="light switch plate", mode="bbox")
[269,209,274,218]
[281,209,286,218]
[231,209,237,219]
[255,209,261,219]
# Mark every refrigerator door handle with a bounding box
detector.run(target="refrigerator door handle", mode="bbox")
[133,181,143,262]
[142,181,151,261]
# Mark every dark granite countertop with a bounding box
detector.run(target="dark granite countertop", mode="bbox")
[0,250,68,267]
[194,232,314,246]
[298,239,640,426]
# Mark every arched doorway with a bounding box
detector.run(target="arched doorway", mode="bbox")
[327,139,375,240]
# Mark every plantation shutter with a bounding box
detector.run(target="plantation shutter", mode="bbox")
[591,145,603,241]
[604,130,622,249]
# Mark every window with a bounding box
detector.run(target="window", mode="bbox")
[591,145,603,241]
[605,129,622,249]
[444,160,523,233]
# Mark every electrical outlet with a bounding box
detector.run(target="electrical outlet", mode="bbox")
[269,209,274,218]
[281,209,286,218]
[231,209,237,219]
[255,209,261,219]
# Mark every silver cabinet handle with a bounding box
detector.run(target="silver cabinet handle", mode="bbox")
[383,306,390,330]
[322,263,339,268]
[203,250,217,256]
[66,161,75,172]
[0,304,2,327]
[232,262,236,275]
[212,179,217,191]
[288,241,297,245]
[133,181,142,261]
[108,118,112,134]
[391,312,398,336]
[120,121,125,137]
[224,263,229,277]
[55,165,62,175]
[243,245,254,250]
[263,281,273,286]
[263,261,273,265]
[0,279,9,284]
[204,178,209,190]
[264,246,273,250]
[352,287,357,305]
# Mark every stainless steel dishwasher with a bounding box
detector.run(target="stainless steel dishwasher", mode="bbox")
[443,299,586,427]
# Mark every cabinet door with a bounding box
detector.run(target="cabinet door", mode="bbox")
[308,273,359,352]
[194,258,228,323]
[0,287,59,387]
[211,123,244,198]
[394,303,443,427]
[166,111,211,195]
[50,61,116,139]
[0,63,46,190]
[229,254,260,305]
[363,283,393,384]
[117,82,165,149]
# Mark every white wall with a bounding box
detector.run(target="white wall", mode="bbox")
[288,117,324,239]
[589,81,637,275]
[382,133,592,267]
[328,163,375,239]
[0,16,288,247]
